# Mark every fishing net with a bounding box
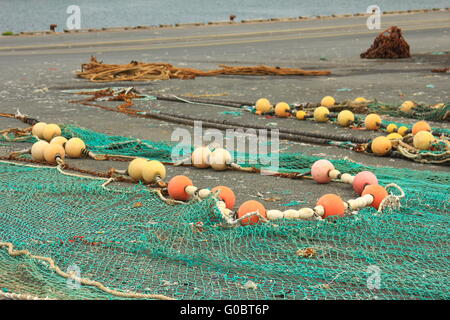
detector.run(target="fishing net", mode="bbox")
[66,87,450,122]
[0,123,449,300]
[361,26,411,59]
[367,102,449,122]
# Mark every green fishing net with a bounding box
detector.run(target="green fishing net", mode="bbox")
[0,124,448,300]
[367,102,449,122]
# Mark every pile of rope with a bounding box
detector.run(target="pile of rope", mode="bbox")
[76,56,331,82]
[361,26,411,59]
[354,136,450,165]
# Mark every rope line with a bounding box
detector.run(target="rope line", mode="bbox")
[0,242,175,300]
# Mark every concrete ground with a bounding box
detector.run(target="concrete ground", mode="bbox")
[0,10,449,210]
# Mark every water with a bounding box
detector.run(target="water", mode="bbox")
[0,0,448,33]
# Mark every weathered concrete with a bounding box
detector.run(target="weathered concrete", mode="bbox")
[0,10,448,209]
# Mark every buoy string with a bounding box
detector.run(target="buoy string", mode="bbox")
[64,89,370,144]
[3,101,447,164]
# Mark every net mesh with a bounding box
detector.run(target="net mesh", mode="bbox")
[0,124,449,300]
[367,102,449,122]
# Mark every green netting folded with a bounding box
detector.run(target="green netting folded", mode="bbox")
[0,124,449,300]
[367,102,449,123]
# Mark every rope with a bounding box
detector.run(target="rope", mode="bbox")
[378,183,405,213]
[76,56,331,82]
[170,94,238,109]
[0,290,53,300]
[0,242,175,300]
[396,143,450,164]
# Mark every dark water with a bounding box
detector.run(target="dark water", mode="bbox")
[0,0,448,33]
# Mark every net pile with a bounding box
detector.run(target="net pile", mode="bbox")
[361,26,411,59]
[367,102,449,122]
[0,125,449,300]
[76,57,331,82]
[67,88,450,123]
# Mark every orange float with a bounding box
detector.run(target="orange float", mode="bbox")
[316,194,346,218]
[412,121,431,135]
[43,144,65,165]
[364,114,382,130]
[211,186,236,210]
[274,102,291,117]
[397,126,409,136]
[295,110,307,120]
[362,185,388,210]
[237,200,267,226]
[255,98,272,113]
[353,171,378,195]
[371,136,392,156]
[167,175,193,201]
[400,101,415,113]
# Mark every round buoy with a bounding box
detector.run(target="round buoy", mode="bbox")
[31,140,49,161]
[354,97,367,103]
[386,123,397,133]
[237,200,267,226]
[386,133,403,140]
[191,146,211,169]
[211,186,236,210]
[353,171,378,195]
[32,122,47,139]
[209,148,232,171]
[362,185,388,210]
[127,158,147,181]
[337,110,355,127]
[413,131,435,150]
[64,138,85,158]
[42,124,62,142]
[43,143,65,165]
[397,126,409,136]
[321,96,335,107]
[412,121,431,136]
[316,194,345,218]
[255,98,272,113]
[295,110,307,120]
[371,136,392,156]
[274,102,291,117]
[364,114,381,130]
[142,160,166,183]
[311,159,335,184]
[400,101,415,113]
[168,175,194,201]
[50,136,68,147]
[313,106,330,122]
